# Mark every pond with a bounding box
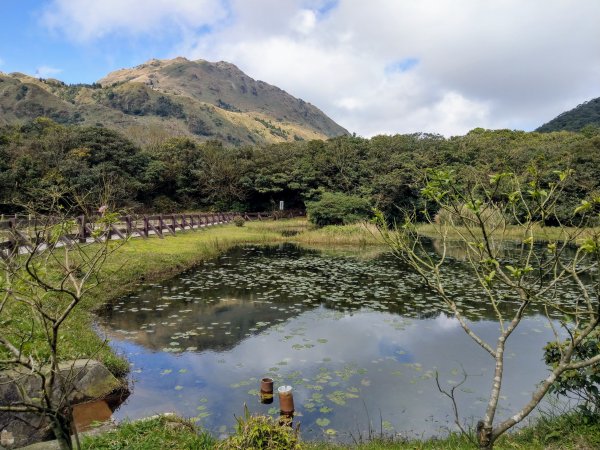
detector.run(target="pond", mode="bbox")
[98,244,565,442]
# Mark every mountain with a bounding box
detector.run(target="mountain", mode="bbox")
[0,57,348,146]
[536,97,600,132]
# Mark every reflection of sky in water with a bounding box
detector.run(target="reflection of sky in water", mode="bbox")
[99,245,561,441]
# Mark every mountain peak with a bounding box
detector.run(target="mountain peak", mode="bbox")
[98,57,347,139]
[1,57,347,146]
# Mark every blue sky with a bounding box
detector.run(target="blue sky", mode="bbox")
[0,0,214,83]
[1,1,600,136]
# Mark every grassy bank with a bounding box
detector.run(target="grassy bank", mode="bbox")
[81,411,600,449]
[4,218,599,449]
[1,218,382,376]
[1,218,589,376]
[415,221,600,243]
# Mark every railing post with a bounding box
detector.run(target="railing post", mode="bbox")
[143,217,149,237]
[125,216,132,237]
[7,217,17,255]
[77,215,87,243]
[159,214,164,234]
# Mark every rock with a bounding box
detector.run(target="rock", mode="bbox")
[64,360,123,404]
[1,430,15,447]
[0,359,124,449]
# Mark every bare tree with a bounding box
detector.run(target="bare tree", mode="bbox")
[0,205,124,450]
[376,167,600,449]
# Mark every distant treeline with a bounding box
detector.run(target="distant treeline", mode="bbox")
[1,117,600,224]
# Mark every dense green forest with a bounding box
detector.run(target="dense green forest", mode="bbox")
[1,117,600,224]
[537,97,600,132]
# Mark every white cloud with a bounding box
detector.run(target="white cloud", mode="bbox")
[41,0,228,42]
[0,56,4,67]
[172,0,600,135]
[35,65,63,78]
[291,9,317,34]
[41,0,600,135]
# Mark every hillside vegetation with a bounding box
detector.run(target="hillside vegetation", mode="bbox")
[537,97,600,132]
[2,120,600,226]
[0,57,347,147]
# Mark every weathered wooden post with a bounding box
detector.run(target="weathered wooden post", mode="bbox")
[159,215,165,234]
[106,217,113,240]
[125,216,132,237]
[143,217,150,238]
[77,215,87,243]
[7,217,17,255]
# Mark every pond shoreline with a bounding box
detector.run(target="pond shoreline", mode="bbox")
[4,219,598,448]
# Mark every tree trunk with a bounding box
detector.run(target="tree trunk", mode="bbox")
[50,415,73,450]
[477,420,494,449]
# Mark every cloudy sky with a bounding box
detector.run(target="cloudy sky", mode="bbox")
[1,0,599,136]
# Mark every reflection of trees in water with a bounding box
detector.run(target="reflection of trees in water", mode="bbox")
[427,238,582,320]
[100,290,305,352]
[100,244,576,353]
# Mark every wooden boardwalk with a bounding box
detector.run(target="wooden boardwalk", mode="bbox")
[0,210,304,258]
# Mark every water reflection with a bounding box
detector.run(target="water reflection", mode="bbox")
[98,244,563,441]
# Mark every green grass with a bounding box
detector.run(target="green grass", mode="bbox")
[1,218,592,377]
[81,415,216,449]
[415,222,600,243]
[1,219,383,376]
[305,413,600,449]
[4,218,598,448]
[81,412,600,449]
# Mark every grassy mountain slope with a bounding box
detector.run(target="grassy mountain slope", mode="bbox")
[537,97,600,132]
[0,57,348,146]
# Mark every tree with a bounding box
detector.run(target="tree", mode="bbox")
[0,203,124,450]
[375,167,600,449]
[306,191,371,227]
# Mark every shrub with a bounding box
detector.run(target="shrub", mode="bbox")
[218,412,302,450]
[434,203,506,228]
[233,215,246,227]
[545,331,600,420]
[306,191,371,227]
[152,195,179,213]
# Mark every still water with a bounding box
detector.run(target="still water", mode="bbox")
[98,244,562,441]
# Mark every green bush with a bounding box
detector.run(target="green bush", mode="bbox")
[152,195,179,213]
[219,412,302,449]
[545,331,600,420]
[233,215,246,227]
[306,192,371,227]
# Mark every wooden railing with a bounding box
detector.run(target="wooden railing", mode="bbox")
[0,209,305,255]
